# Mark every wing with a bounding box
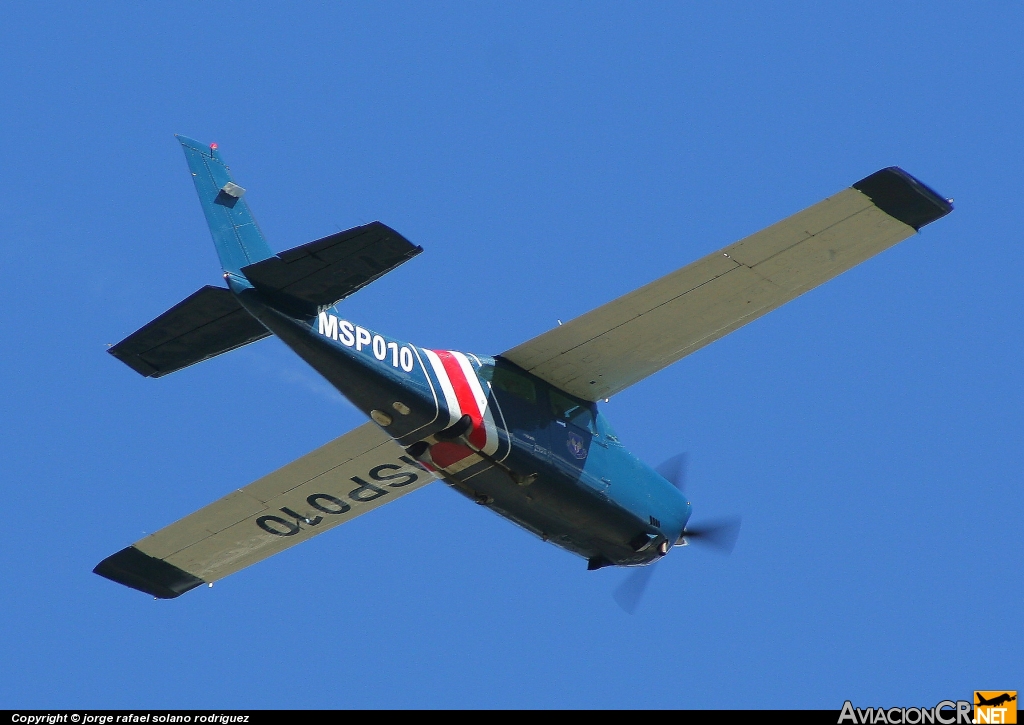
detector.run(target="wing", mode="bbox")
[94,423,436,598]
[502,167,952,401]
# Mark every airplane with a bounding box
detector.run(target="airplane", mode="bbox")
[94,136,953,601]
[976,693,1017,708]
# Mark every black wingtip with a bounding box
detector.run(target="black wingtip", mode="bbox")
[94,546,204,599]
[853,167,953,231]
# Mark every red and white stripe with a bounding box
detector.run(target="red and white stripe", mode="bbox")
[421,349,500,471]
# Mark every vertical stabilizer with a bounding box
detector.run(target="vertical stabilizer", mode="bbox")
[176,136,274,275]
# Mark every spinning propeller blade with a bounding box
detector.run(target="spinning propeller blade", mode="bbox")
[655,453,688,491]
[613,565,656,615]
[683,517,742,554]
[612,453,741,613]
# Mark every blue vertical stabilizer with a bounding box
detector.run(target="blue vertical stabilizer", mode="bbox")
[176,135,274,275]
[107,137,423,379]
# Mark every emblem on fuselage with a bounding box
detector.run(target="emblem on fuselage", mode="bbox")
[567,431,588,460]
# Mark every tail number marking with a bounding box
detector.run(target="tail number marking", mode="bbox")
[256,457,423,537]
[318,312,415,372]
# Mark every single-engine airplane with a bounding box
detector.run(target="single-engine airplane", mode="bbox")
[94,137,953,600]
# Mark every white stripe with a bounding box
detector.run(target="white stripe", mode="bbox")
[468,353,510,462]
[445,453,485,474]
[452,351,499,456]
[401,346,442,438]
[422,349,461,427]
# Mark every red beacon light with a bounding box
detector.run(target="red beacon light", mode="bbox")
[210,143,218,151]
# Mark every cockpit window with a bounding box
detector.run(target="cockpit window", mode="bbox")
[478,364,537,404]
[549,389,597,434]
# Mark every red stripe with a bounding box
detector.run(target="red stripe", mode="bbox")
[434,350,487,450]
[429,441,472,469]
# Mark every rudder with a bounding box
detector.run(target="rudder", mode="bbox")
[177,135,274,275]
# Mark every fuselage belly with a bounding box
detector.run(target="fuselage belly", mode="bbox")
[239,290,691,567]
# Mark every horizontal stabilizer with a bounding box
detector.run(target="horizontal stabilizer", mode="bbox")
[108,286,270,377]
[240,221,421,316]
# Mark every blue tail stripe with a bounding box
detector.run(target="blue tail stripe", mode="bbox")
[176,136,274,275]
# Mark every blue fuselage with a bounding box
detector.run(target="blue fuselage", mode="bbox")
[238,287,691,568]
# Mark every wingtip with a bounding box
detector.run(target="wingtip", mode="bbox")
[94,546,204,599]
[853,167,953,230]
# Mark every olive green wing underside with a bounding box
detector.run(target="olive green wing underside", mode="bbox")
[95,422,436,598]
[502,167,952,401]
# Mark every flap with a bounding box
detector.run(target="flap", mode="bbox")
[108,286,271,378]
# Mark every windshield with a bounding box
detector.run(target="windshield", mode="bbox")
[549,389,597,434]
[478,363,537,404]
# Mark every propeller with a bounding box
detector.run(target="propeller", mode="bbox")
[612,565,656,615]
[681,517,742,554]
[612,454,741,614]
[655,453,687,491]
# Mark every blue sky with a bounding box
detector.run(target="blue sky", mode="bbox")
[1,2,1020,709]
